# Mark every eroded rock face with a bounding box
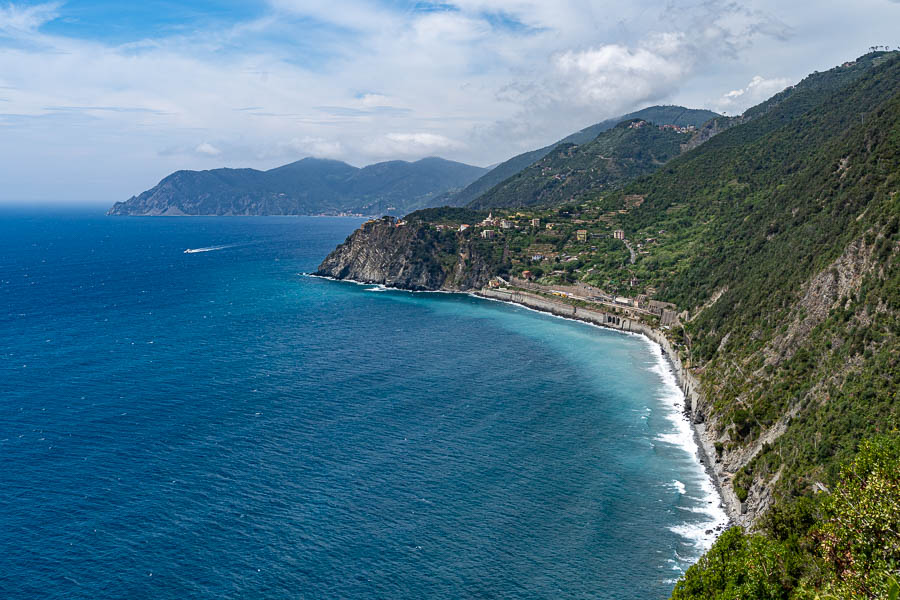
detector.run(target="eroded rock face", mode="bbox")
[690,233,884,528]
[315,218,499,291]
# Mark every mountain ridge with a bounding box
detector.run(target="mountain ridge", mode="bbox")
[468,118,697,210]
[451,105,720,207]
[107,156,487,217]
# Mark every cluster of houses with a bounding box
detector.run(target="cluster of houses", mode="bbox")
[436,213,547,239]
[595,293,680,326]
[502,274,682,327]
[658,124,697,134]
[627,120,697,134]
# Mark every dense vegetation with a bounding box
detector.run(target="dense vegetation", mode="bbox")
[470,120,693,209]
[673,435,900,599]
[405,206,487,224]
[108,156,487,216]
[451,106,719,206]
[608,52,900,514]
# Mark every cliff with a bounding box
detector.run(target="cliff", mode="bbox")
[315,217,502,291]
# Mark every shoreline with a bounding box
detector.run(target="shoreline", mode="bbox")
[470,289,740,528]
[308,274,741,531]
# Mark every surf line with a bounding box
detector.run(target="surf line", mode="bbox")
[472,290,730,566]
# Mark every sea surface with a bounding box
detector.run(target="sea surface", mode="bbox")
[0,209,726,599]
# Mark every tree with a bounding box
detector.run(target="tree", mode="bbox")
[815,436,900,598]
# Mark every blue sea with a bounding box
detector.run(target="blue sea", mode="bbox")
[0,210,726,599]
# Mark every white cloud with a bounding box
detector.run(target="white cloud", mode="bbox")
[195,142,222,156]
[716,75,792,113]
[385,133,459,148]
[279,136,344,159]
[267,0,396,32]
[0,1,60,34]
[361,132,462,161]
[357,93,390,107]
[553,37,691,109]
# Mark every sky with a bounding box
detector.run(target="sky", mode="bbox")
[1,0,899,205]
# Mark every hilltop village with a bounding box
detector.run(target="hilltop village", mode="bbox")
[369,195,684,330]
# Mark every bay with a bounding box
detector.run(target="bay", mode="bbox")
[0,210,725,599]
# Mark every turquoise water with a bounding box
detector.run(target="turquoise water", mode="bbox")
[0,210,725,598]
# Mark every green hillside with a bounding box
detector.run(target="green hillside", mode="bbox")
[468,119,693,209]
[617,50,900,600]
[450,106,719,206]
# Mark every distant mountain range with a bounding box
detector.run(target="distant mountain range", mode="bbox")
[109,106,720,217]
[107,157,488,216]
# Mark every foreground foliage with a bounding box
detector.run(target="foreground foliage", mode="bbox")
[672,436,900,599]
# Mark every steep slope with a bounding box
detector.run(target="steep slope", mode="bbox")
[316,53,900,597]
[107,157,486,216]
[450,106,719,206]
[469,119,693,209]
[613,51,900,523]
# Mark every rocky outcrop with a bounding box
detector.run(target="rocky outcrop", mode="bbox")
[315,217,501,291]
[681,115,742,152]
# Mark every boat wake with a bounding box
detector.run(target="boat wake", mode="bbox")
[183,244,237,254]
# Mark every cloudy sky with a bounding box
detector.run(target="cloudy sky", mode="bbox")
[1,0,898,204]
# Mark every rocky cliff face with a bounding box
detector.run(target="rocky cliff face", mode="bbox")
[315,217,501,291]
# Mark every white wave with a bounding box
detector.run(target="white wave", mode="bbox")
[668,520,723,555]
[365,285,389,292]
[676,504,715,514]
[666,480,686,494]
[655,432,688,445]
[644,338,729,558]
